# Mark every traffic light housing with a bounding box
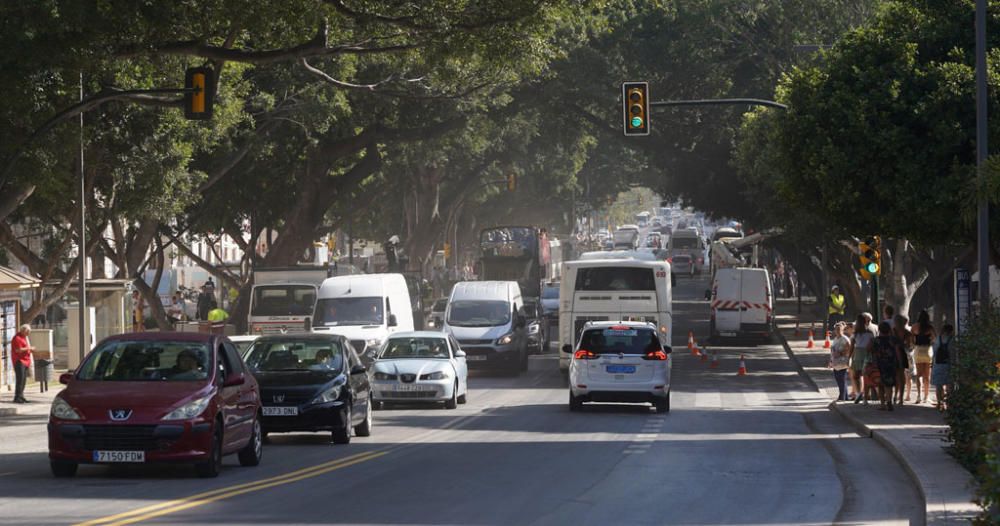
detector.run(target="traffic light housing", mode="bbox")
[857,237,881,279]
[622,81,650,136]
[184,67,215,120]
[443,242,451,260]
[507,173,517,192]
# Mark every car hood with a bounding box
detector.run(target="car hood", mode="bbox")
[252,369,342,389]
[61,380,211,409]
[374,359,450,376]
[312,325,387,341]
[446,324,510,341]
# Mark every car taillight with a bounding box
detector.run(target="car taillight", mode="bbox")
[643,350,668,361]
[666,257,673,263]
[574,349,598,360]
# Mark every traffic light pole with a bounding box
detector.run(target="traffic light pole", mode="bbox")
[872,275,879,323]
[651,98,788,110]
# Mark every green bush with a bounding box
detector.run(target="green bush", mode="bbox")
[946,304,1000,524]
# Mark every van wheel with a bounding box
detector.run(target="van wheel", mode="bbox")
[654,391,670,413]
[238,416,263,467]
[569,392,583,412]
[196,425,224,478]
[51,460,78,478]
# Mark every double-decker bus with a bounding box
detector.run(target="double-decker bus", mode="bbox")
[478,226,551,298]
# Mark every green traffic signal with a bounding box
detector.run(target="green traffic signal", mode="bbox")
[865,261,879,274]
[631,116,643,127]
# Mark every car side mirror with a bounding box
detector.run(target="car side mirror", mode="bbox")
[388,314,398,327]
[454,350,466,358]
[350,364,367,375]
[561,344,572,354]
[223,372,246,387]
[59,372,74,385]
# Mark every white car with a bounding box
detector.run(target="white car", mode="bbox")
[370,331,469,409]
[567,321,672,413]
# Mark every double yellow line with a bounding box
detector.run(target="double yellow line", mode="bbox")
[76,449,389,526]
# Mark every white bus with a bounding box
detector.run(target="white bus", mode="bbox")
[558,259,672,371]
[634,211,651,228]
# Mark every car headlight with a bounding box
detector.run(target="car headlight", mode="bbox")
[496,333,514,345]
[51,397,82,420]
[373,372,394,381]
[421,371,450,380]
[310,384,343,405]
[427,320,436,328]
[528,324,540,334]
[162,394,213,421]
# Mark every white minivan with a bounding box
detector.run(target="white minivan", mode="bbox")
[443,281,528,374]
[312,273,414,361]
[709,267,773,342]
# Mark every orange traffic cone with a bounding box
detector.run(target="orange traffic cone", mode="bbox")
[823,331,832,349]
[737,354,748,376]
[710,351,720,368]
[806,329,815,349]
[687,331,695,350]
[692,343,701,357]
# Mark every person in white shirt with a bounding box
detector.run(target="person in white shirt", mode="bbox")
[829,322,851,401]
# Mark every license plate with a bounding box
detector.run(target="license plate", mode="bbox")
[466,355,487,361]
[93,450,144,463]
[263,406,298,416]
[394,384,424,392]
[606,365,636,374]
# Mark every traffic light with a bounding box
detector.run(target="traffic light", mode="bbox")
[622,81,650,136]
[506,173,517,192]
[869,236,882,276]
[184,67,215,120]
[857,237,880,279]
[444,242,451,260]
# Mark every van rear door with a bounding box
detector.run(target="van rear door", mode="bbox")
[713,270,741,334]
[739,270,769,327]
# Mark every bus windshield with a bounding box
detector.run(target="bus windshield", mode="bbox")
[575,267,656,291]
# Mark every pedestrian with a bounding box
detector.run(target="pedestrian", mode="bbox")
[882,304,895,327]
[207,306,229,335]
[890,314,912,406]
[932,323,954,412]
[910,310,935,404]
[168,292,186,323]
[872,321,900,411]
[196,281,217,321]
[851,313,876,404]
[827,285,846,331]
[843,322,856,399]
[131,290,145,332]
[10,324,34,403]
[829,322,851,401]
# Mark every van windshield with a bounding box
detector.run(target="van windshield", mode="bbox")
[314,297,384,326]
[252,285,316,316]
[447,300,511,327]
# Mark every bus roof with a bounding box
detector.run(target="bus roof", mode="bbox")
[565,258,668,270]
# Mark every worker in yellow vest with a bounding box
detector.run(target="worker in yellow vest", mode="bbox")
[828,285,846,331]
[207,307,229,335]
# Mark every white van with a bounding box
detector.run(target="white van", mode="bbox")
[710,267,773,342]
[312,273,414,359]
[559,259,672,371]
[443,281,528,373]
[667,228,706,274]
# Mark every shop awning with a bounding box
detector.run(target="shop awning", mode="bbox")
[0,265,40,290]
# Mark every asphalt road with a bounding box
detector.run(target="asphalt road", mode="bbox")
[0,274,923,525]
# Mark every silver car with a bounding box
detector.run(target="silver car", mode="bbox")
[370,332,469,409]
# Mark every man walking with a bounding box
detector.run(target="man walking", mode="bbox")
[11,324,34,404]
[828,285,846,331]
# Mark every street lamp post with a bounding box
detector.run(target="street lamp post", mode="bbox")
[976,0,991,305]
[77,72,87,364]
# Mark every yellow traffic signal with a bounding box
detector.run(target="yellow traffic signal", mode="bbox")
[622,81,650,136]
[184,67,214,120]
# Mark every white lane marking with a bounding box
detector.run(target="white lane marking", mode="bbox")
[695,390,722,409]
[0,472,16,477]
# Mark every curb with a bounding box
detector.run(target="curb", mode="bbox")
[0,407,15,417]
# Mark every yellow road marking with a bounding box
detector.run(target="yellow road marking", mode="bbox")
[75,449,388,526]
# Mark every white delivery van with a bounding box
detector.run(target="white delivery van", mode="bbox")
[443,281,528,374]
[312,273,414,359]
[559,259,672,372]
[667,227,706,274]
[248,267,330,335]
[710,267,773,342]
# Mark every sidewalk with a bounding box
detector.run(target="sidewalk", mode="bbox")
[0,378,63,417]
[773,299,979,525]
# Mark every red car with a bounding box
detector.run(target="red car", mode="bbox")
[48,332,262,478]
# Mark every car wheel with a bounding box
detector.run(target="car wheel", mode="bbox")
[238,416,263,467]
[655,391,670,413]
[196,424,224,478]
[50,460,78,478]
[354,400,373,437]
[457,383,468,405]
[569,392,583,412]
[445,382,458,409]
[332,406,351,444]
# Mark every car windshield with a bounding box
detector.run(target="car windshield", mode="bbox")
[314,297,384,326]
[447,300,511,327]
[380,337,450,359]
[244,339,345,371]
[580,327,662,355]
[251,285,316,316]
[541,287,559,299]
[76,340,211,381]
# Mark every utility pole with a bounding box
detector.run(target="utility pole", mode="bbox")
[976,0,991,305]
[77,72,87,364]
